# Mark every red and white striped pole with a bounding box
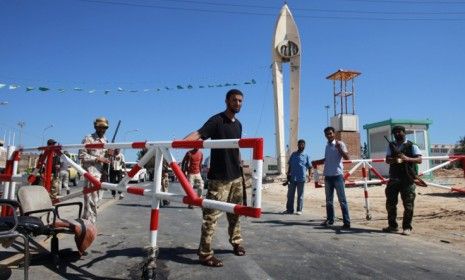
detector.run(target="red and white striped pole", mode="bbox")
[361,162,371,220]
[0,147,20,216]
[146,147,163,268]
[8,149,20,201]
[1,146,15,203]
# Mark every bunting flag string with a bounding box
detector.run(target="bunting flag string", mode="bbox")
[0,79,257,95]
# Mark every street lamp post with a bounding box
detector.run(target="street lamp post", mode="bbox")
[17,121,26,147]
[42,124,54,145]
[324,105,330,126]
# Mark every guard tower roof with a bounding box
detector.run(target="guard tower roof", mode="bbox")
[326,69,361,81]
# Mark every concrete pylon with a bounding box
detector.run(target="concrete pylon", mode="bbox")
[271,4,301,175]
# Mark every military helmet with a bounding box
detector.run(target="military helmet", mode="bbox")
[94,117,109,128]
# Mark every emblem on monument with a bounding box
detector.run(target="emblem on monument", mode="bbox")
[277,40,299,59]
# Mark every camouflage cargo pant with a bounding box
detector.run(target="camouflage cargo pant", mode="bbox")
[199,177,243,258]
[385,180,416,230]
[83,166,102,224]
[161,174,169,192]
[188,173,204,197]
[50,176,61,198]
[161,174,170,206]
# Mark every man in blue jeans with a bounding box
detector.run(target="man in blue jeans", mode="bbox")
[283,139,312,215]
[313,127,351,229]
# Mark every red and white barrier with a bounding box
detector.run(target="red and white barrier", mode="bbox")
[312,154,465,220]
[1,146,20,216]
[6,138,264,271]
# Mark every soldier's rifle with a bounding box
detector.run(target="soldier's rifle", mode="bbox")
[383,136,427,187]
[104,120,121,182]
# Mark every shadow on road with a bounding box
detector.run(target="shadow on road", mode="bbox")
[422,192,465,198]
[251,219,318,227]
[157,246,231,265]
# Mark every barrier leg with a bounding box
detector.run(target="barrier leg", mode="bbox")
[9,150,20,201]
[142,148,163,280]
[362,163,372,220]
[1,146,14,216]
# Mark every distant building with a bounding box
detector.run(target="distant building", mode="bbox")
[430,144,457,165]
[263,156,279,176]
[363,119,432,177]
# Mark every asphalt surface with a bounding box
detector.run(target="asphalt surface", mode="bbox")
[2,181,465,279]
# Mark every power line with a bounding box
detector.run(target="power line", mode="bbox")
[159,0,465,15]
[74,0,465,21]
[340,0,465,4]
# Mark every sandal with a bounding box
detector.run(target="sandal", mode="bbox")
[233,244,246,256]
[199,255,223,267]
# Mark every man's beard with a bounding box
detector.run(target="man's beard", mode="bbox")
[229,107,240,114]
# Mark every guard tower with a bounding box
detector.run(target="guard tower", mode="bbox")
[326,69,361,159]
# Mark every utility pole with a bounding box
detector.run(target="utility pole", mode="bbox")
[42,124,54,145]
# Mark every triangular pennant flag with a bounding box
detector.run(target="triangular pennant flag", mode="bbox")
[104,90,110,94]
[143,89,150,92]
[38,87,49,91]
[165,87,171,90]
[251,79,256,84]
[187,85,193,89]
[177,85,184,89]
[244,81,251,85]
[88,90,96,93]
[58,89,65,93]
[74,87,83,91]
[9,85,19,90]
[117,87,124,91]
[0,83,6,89]
[26,87,35,91]
[129,90,138,93]
[199,85,205,88]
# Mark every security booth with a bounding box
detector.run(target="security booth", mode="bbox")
[363,119,432,178]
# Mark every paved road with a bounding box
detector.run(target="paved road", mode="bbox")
[2,182,465,279]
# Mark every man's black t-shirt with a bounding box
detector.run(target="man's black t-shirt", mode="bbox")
[198,112,242,181]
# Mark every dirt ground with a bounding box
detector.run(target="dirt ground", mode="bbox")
[261,168,465,250]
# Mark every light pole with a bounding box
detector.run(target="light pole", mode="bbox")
[42,124,54,145]
[17,121,26,147]
[123,129,140,159]
[324,105,330,126]
[124,129,140,141]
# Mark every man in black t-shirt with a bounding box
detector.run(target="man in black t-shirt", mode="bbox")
[184,89,245,267]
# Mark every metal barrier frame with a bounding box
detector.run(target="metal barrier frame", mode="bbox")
[312,155,465,220]
[2,138,263,277]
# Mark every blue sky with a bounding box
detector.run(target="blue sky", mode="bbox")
[1,0,464,161]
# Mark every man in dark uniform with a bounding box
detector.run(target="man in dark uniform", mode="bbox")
[383,125,422,236]
[184,89,245,267]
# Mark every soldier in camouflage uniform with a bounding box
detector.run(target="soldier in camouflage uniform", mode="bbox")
[79,117,110,224]
[383,125,422,236]
[184,89,245,267]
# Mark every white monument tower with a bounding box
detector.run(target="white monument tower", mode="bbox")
[272,4,301,175]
